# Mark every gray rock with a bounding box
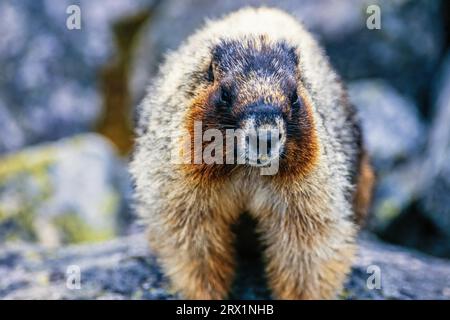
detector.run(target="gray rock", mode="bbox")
[0,0,155,154]
[348,79,426,171]
[131,0,444,104]
[0,233,449,299]
[347,80,426,231]
[0,134,131,246]
[0,101,25,152]
[370,160,424,231]
[420,52,450,238]
[363,55,450,256]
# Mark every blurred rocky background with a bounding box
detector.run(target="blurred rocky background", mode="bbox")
[0,0,450,299]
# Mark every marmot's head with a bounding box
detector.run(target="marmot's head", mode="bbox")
[185,36,318,177]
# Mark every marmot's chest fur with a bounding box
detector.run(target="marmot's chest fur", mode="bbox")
[130,7,374,299]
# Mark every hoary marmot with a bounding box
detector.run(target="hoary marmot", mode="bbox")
[130,7,374,299]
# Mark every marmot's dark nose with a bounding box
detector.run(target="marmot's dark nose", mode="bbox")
[245,104,282,126]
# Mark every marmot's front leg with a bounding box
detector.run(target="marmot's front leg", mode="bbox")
[148,189,239,299]
[256,202,356,299]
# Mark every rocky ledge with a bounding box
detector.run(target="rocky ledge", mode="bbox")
[1,233,449,300]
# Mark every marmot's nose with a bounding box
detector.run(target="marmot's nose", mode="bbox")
[242,119,286,166]
[245,104,282,124]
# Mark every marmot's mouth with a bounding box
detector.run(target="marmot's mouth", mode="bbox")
[238,115,286,167]
[244,148,283,167]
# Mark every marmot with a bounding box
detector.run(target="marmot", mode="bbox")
[130,7,374,299]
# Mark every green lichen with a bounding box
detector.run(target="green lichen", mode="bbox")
[0,207,38,242]
[376,200,401,223]
[0,140,122,245]
[52,212,114,244]
[100,192,120,218]
[131,290,144,300]
[338,288,351,300]
[0,148,55,243]
[0,148,55,181]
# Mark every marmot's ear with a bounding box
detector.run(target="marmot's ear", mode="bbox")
[206,58,223,83]
[206,61,215,83]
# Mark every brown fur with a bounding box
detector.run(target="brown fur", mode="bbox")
[353,152,375,226]
[275,83,320,181]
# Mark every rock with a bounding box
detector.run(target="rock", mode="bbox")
[348,79,426,171]
[0,233,449,299]
[346,234,450,300]
[360,54,450,257]
[377,205,450,259]
[369,160,424,231]
[0,101,25,152]
[346,80,426,233]
[131,0,444,104]
[420,52,450,238]
[0,0,155,154]
[322,0,443,103]
[0,134,131,246]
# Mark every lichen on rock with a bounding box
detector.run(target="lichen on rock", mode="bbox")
[0,134,131,246]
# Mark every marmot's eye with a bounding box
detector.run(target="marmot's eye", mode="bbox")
[206,63,214,82]
[219,87,232,105]
[291,91,301,108]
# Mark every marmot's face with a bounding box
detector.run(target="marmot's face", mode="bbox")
[186,37,318,176]
[204,38,302,166]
